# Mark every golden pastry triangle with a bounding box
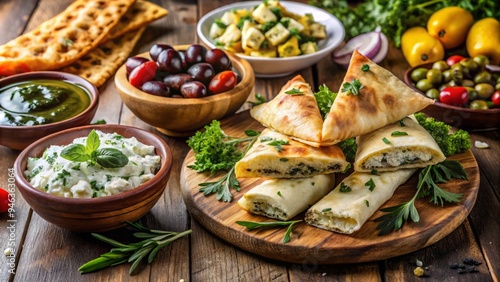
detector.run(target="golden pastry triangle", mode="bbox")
[321,50,434,145]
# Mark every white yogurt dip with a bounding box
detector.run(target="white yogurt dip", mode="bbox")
[25,130,161,198]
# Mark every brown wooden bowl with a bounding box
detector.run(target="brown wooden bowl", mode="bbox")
[0,71,99,150]
[115,45,255,137]
[14,124,172,232]
[403,63,500,131]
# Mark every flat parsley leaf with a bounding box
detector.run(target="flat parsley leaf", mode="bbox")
[341,79,363,95]
[374,160,467,235]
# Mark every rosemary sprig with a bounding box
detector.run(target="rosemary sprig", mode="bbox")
[78,222,192,274]
[236,220,302,244]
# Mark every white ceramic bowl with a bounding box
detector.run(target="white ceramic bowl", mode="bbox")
[197,1,345,78]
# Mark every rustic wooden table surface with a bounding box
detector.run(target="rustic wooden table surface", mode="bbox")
[0,0,498,281]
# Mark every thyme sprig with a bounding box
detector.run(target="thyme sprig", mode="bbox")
[78,222,192,274]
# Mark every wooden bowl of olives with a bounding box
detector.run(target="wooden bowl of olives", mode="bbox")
[115,44,255,137]
[403,56,500,131]
[0,71,99,150]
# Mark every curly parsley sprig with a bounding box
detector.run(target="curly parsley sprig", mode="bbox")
[187,120,260,202]
[374,160,467,235]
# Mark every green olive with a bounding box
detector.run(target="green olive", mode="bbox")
[460,59,479,75]
[442,69,453,83]
[426,69,442,85]
[451,63,464,84]
[416,79,434,92]
[439,81,457,91]
[473,55,490,68]
[475,83,495,99]
[496,83,500,90]
[465,87,479,100]
[411,68,428,83]
[473,71,492,84]
[425,88,440,99]
[469,100,489,110]
[461,79,475,87]
[432,60,449,71]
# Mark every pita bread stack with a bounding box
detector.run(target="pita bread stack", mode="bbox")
[239,50,443,234]
[0,0,168,87]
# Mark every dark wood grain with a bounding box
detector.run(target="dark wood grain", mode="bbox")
[180,110,480,264]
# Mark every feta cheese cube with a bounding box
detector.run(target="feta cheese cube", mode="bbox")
[265,23,290,46]
[252,4,277,24]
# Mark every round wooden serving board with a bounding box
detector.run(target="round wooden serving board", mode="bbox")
[180,111,480,264]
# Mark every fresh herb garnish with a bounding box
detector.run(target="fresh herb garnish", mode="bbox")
[187,121,260,202]
[341,79,363,95]
[277,191,282,197]
[214,19,228,29]
[61,37,73,47]
[284,88,304,95]
[339,182,352,192]
[78,222,191,274]
[370,169,379,175]
[361,64,370,72]
[247,93,267,106]
[382,137,391,144]
[391,131,408,136]
[60,130,128,169]
[322,208,332,212]
[314,84,337,119]
[265,139,289,152]
[365,178,376,191]
[365,200,370,207]
[374,160,467,235]
[279,158,289,162]
[290,28,302,40]
[236,220,302,244]
[338,137,357,160]
[91,119,106,125]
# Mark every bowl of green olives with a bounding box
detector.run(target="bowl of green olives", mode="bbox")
[404,55,500,130]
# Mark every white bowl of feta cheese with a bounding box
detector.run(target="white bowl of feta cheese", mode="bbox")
[197,1,345,77]
[14,124,173,232]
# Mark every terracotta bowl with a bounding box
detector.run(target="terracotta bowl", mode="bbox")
[404,63,500,131]
[14,124,173,232]
[0,71,99,150]
[115,45,255,137]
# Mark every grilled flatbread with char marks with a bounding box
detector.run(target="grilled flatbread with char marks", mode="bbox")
[235,129,349,179]
[0,0,135,76]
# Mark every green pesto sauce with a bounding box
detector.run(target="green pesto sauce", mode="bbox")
[0,79,91,126]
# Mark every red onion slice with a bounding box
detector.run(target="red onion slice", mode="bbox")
[331,27,388,68]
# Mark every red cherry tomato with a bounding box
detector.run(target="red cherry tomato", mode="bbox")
[446,55,466,66]
[128,61,157,88]
[0,188,9,213]
[439,86,468,106]
[492,91,500,106]
[208,71,237,94]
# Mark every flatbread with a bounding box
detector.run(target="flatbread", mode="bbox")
[105,0,168,40]
[250,75,324,146]
[235,128,349,178]
[238,174,335,221]
[61,27,146,87]
[0,0,135,76]
[321,50,434,145]
[353,115,445,172]
[305,168,417,234]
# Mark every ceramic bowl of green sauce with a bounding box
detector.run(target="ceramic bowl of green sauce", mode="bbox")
[0,71,99,150]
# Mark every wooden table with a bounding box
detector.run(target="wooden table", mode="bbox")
[0,1,498,281]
